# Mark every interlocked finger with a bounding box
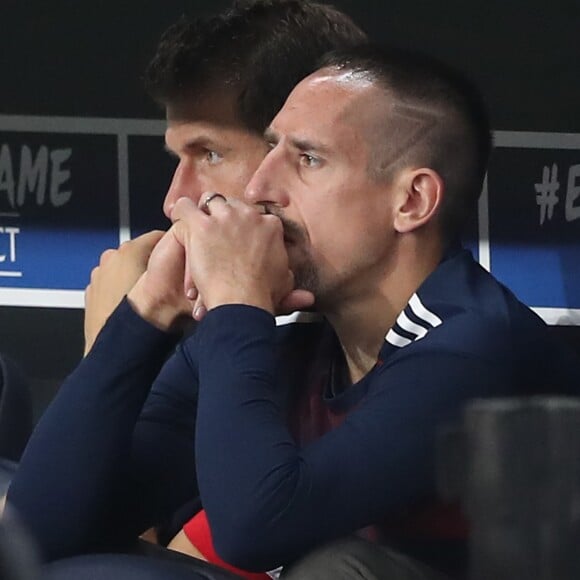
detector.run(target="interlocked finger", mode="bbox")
[201,192,227,215]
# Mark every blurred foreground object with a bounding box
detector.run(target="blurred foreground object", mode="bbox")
[439,396,580,580]
[0,510,39,580]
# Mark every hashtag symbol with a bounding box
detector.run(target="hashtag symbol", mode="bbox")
[534,164,560,225]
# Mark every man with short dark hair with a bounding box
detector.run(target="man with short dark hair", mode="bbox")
[83,0,367,352]
[127,45,579,578]
[11,21,580,580]
[9,2,368,579]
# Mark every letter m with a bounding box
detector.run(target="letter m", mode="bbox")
[17,145,48,206]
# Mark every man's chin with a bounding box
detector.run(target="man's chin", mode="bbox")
[290,264,320,300]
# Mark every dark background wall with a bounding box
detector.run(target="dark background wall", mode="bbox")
[2,0,578,129]
[1,0,579,418]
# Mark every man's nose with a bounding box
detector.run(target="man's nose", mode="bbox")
[244,150,289,209]
[163,160,202,219]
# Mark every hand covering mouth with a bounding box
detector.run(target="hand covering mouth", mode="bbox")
[259,205,304,246]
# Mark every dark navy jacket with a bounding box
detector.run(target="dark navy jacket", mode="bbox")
[8,247,580,575]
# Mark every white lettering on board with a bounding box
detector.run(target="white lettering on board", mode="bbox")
[0,144,72,210]
[0,226,19,263]
[565,164,580,223]
[535,162,580,225]
[0,144,16,208]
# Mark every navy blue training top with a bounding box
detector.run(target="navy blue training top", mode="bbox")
[8,247,580,575]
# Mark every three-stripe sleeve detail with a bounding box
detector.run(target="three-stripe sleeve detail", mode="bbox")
[385,294,442,349]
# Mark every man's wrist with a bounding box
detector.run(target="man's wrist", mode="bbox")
[127,282,183,332]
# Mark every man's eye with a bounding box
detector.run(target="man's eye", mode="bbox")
[300,153,320,167]
[206,150,223,164]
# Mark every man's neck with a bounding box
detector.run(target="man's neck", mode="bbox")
[325,237,443,384]
[327,298,395,384]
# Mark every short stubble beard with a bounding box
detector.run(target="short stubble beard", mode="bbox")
[270,212,322,296]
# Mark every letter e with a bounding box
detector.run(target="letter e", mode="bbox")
[50,148,72,207]
[566,164,580,222]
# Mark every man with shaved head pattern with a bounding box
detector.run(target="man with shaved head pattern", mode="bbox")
[9,41,580,580]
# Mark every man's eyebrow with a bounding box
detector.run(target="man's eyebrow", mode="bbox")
[289,136,330,155]
[164,136,226,156]
[263,127,279,144]
[264,128,329,154]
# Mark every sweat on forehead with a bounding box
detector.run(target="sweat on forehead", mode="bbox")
[285,66,381,122]
[310,65,377,88]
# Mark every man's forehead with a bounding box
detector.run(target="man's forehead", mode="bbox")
[291,67,376,101]
[280,68,379,120]
[164,90,255,150]
[165,89,238,126]
[271,68,381,137]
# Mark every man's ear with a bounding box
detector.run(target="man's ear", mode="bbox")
[393,168,443,233]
